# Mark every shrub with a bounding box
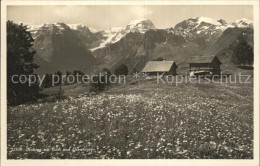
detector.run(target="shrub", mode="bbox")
[114,64,128,76]
[90,68,112,93]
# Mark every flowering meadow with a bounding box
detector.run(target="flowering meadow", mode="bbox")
[7,79,253,159]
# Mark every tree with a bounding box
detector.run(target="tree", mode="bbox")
[56,84,64,101]
[65,70,73,84]
[102,68,112,88]
[114,64,128,76]
[66,70,71,77]
[102,68,112,77]
[73,70,85,83]
[232,39,253,66]
[73,70,84,76]
[132,68,138,74]
[7,21,39,105]
[49,74,53,87]
[43,73,52,88]
[90,68,112,92]
[54,71,62,86]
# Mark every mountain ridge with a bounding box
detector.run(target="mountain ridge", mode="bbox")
[24,17,253,74]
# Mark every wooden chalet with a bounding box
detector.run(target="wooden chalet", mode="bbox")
[188,55,222,76]
[141,61,177,76]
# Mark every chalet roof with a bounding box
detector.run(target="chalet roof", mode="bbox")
[187,55,219,64]
[142,61,176,73]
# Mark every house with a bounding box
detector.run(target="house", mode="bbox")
[187,55,222,76]
[141,61,177,76]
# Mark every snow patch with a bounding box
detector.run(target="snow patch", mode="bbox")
[125,19,156,33]
[232,18,253,28]
[90,27,125,51]
[90,19,156,51]
[128,19,149,25]
[88,27,98,33]
[26,24,44,33]
[194,17,222,26]
[67,24,84,30]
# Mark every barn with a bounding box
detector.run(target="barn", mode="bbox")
[188,55,222,76]
[141,61,177,76]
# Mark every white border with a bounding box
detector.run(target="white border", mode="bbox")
[1,1,259,166]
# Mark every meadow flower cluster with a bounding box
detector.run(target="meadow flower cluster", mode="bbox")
[7,80,253,159]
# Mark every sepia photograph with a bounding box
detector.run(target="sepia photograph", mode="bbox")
[1,0,259,165]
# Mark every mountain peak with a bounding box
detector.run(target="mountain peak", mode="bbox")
[129,19,151,24]
[125,19,156,33]
[217,19,227,26]
[67,23,98,33]
[232,18,253,28]
[40,23,70,30]
[67,23,85,30]
[191,17,224,26]
[236,18,252,22]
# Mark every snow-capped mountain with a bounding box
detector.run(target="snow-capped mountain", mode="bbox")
[27,19,157,52]
[67,23,98,33]
[90,19,156,51]
[171,17,253,45]
[26,18,253,52]
[125,19,156,33]
[23,17,253,74]
[27,23,98,39]
[67,23,85,30]
[27,22,96,74]
[26,24,44,37]
[171,17,228,43]
[231,18,253,28]
[27,23,71,40]
[90,27,125,51]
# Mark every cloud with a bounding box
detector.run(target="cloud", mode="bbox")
[129,6,153,19]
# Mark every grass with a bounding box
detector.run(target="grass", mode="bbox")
[7,76,253,159]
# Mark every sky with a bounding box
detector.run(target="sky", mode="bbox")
[7,5,253,30]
